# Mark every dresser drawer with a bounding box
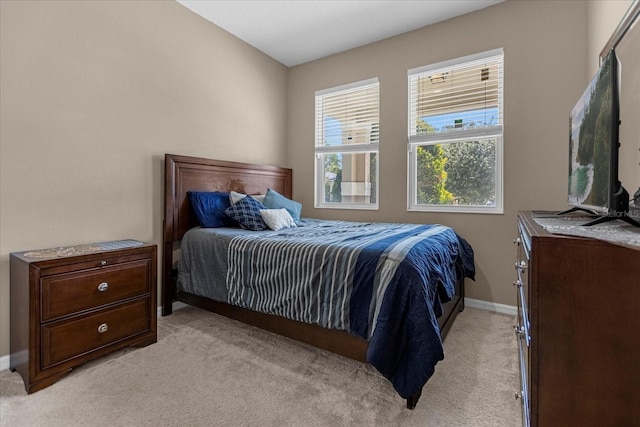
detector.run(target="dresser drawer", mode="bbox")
[40,298,151,369]
[515,265,530,346]
[517,333,531,427]
[40,259,150,321]
[514,233,531,427]
[515,238,530,347]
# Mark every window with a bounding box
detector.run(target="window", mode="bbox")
[407,49,504,213]
[315,78,379,209]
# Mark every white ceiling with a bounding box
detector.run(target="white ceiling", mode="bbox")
[176,0,504,67]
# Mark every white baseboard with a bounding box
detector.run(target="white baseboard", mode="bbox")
[0,354,9,372]
[465,297,517,316]
[156,301,188,316]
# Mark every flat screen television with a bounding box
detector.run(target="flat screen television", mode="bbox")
[566,49,639,227]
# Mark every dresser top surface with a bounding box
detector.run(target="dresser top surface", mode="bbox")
[519,211,640,251]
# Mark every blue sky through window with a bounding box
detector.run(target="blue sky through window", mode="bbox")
[326,108,498,144]
[324,116,342,146]
[421,107,498,132]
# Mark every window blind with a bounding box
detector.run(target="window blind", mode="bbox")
[408,49,503,140]
[315,78,379,149]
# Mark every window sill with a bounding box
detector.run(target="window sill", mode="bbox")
[407,205,504,214]
[314,204,379,211]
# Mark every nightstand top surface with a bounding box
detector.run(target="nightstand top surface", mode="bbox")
[13,240,147,260]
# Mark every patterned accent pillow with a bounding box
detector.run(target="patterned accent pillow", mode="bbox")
[224,195,268,231]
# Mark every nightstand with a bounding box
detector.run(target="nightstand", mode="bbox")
[10,240,157,393]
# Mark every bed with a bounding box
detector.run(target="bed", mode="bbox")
[161,153,475,409]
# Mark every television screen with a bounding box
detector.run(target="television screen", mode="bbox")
[568,51,618,212]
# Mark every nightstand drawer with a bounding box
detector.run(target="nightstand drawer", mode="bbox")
[41,260,150,321]
[41,298,151,369]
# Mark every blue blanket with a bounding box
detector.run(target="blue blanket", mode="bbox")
[225,219,475,399]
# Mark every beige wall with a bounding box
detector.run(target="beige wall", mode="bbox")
[287,0,590,308]
[0,1,288,358]
[587,0,633,78]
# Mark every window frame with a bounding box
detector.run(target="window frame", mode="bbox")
[314,78,380,210]
[407,49,504,214]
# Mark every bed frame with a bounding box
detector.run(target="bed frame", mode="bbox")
[161,153,466,409]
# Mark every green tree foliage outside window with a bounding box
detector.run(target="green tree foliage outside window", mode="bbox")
[443,139,496,205]
[369,152,377,204]
[416,144,453,204]
[324,153,342,202]
[416,119,496,206]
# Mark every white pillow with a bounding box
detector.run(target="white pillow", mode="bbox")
[260,208,297,231]
[230,191,266,205]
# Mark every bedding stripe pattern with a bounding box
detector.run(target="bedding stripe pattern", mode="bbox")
[227,221,429,332]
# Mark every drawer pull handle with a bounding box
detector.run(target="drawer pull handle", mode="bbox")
[515,260,527,271]
[514,324,525,338]
[515,391,522,400]
[97,282,109,292]
[98,323,109,334]
[101,260,107,266]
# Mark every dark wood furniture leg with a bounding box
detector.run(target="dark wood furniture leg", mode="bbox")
[407,388,423,410]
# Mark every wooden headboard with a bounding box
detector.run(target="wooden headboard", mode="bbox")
[162,154,293,314]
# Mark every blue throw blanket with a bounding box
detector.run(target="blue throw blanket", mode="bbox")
[225,219,475,399]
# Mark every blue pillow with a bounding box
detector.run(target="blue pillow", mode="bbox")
[224,195,268,231]
[262,188,302,224]
[188,191,236,228]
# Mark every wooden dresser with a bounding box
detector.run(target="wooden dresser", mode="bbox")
[514,211,640,427]
[10,240,157,393]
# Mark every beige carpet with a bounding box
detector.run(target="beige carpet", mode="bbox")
[0,306,520,426]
